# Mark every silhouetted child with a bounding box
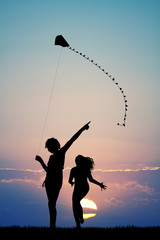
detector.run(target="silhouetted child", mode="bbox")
[35,122,90,229]
[69,155,106,228]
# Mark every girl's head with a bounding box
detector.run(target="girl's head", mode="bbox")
[75,155,95,171]
[45,138,60,153]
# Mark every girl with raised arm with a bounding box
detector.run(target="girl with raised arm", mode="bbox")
[35,122,90,229]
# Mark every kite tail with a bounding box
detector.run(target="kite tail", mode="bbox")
[68,46,128,127]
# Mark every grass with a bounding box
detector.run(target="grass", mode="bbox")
[0,226,160,237]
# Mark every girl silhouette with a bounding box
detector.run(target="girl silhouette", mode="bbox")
[69,155,106,228]
[35,122,90,229]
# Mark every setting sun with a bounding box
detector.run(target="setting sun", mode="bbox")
[80,199,97,220]
[81,199,97,210]
[83,214,96,219]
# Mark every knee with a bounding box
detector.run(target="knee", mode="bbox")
[48,199,56,208]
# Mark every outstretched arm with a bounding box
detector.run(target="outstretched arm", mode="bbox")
[35,155,48,172]
[63,121,91,152]
[88,172,107,190]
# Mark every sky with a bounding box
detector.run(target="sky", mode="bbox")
[0,0,160,227]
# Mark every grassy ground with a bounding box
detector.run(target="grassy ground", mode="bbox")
[0,226,160,237]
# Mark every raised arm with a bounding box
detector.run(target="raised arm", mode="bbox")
[35,155,48,172]
[62,121,91,152]
[88,171,106,190]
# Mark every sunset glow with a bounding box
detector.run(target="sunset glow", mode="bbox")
[1,0,160,228]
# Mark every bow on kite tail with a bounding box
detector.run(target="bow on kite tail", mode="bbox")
[55,35,128,127]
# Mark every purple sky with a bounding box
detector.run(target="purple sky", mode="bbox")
[0,167,160,227]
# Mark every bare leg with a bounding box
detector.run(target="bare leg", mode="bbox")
[48,200,56,229]
[45,185,60,229]
[79,204,84,224]
[72,187,89,228]
[72,197,81,228]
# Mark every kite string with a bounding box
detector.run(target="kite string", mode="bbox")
[37,48,62,153]
[68,46,128,127]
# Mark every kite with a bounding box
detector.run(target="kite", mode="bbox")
[55,35,128,127]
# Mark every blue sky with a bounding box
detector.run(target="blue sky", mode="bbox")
[1,0,160,227]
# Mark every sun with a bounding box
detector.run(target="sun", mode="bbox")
[80,199,97,220]
[83,213,96,219]
[80,198,97,210]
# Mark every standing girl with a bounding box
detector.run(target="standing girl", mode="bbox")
[69,155,106,228]
[35,122,90,229]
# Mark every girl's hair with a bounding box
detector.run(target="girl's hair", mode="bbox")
[75,155,95,171]
[45,138,60,150]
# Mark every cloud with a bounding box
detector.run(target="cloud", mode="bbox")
[0,178,36,184]
[93,166,160,172]
[102,180,155,211]
[105,197,125,206]
[0,178,44,188]
[1,165,160,174]
[0,168,45,188]
[119,181,154,194]
[133,197,160,204]
[0,165,158,190]
[0,168,43,173]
